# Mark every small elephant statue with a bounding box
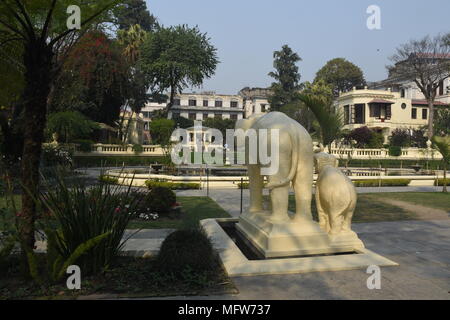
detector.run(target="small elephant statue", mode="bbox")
[314,151,357,236]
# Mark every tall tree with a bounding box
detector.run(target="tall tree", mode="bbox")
[388,34,450,139]
[114,0,158,32]
[50,30,130,126]
[140,24,219,111]
[432,135,450,193]
[268,45,302,111]
[0,0,118,251]
[314,58,366,97]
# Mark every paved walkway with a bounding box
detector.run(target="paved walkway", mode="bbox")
[132,220,450,300]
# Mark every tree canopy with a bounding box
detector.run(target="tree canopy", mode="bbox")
[140,24,219,110]
[314,58,366,96]
[114,0,158,31]
[388,34,450,139]
[268,45,302,111]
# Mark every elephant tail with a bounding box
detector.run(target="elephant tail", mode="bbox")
[266,125,299,190]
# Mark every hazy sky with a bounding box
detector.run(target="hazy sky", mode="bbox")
[147,0,450,94]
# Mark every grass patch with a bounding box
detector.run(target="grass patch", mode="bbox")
[281,194,415,223]
[127,196,230,229]
[377,192,450,212]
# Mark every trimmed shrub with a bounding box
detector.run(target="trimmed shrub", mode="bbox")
[73,156,167,168]
[435,179,450,186]
[388,146,402,157]
[146,187,176,214]
[145,180,200,190]
[73,139,94,153]
[156,229,217,277]
[132,144,144,154]
[353,179,411,187]
[98,175,119,185]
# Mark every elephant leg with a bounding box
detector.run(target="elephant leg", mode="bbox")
[315,186,329,232]
[342,202,356,233]
[293,152,314,220]
[268,163,291,222]
[329,211,344,236]
[247,164,264,213]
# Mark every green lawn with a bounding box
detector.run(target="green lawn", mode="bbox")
[1,195,230,230]
[376,192,450,211]
[127,196,230,229]
[282,192,450,223]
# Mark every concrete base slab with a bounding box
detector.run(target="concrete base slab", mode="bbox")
[201,218,398,277]
[236,212,364,258]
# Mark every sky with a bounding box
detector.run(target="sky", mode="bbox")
[147,0,450,94]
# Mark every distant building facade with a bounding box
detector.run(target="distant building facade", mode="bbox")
[337,87,448,142]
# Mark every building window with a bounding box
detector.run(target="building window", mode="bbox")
[369,104,381,118]
[354,104,365,124]
[343,105,350,124]
[230,114,238,120]
[203,113,209,120]
[172,112,180,119]
[203,100,209,107]
[252,105,255,113]
[173,99,181,106]
[261,104,267,112]
[215,100,223,107]
[422,108,428,120]
[400,88,406,98]
[188,99,197,107]
[230,101,238,108]
[439,80,444,96]
[188,113,196,120]
[215,113,222,119]
[411,108,417,119]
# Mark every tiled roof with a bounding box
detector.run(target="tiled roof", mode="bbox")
[411,99,448,106]
[368,99,395,104]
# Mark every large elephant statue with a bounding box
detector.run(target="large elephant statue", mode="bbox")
[235,112,314,222]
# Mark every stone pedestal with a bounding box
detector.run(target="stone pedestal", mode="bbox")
[236,211,365,258]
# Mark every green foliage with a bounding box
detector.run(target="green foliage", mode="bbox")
[46,111,99,143]
[172,116,194,129]
[72,155,166,167]
[388,146,402,157]
[140,24,218,108]
[41,145,73,168]
[49,31,129,126]
[39,176,142,275]
[268,45,302,111]
[297,94,343,149]
[203,118,236,137]
[367,131,384,148]
[314,58,366,96]
[435,108,450,136]
[149,118,175,145]
[432,135,450,192]
[144,187,176,214]
[389,128,410,147]
[98,175,119,185]
[132,144,144,154]
[353,179,411,187]
[435,179,450,186]
[145,180,200,190]
[73,139,94,153]
[114,0,158,31]
[156,229,217,277]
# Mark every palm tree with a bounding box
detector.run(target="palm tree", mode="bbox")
[432,135,450,192]
[297,94,343,153]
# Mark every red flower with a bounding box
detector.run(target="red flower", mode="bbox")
[115,207,121,214]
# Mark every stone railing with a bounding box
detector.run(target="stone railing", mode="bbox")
[67,143,443,160]
[74,144,164,156]
[330,147,442,160]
